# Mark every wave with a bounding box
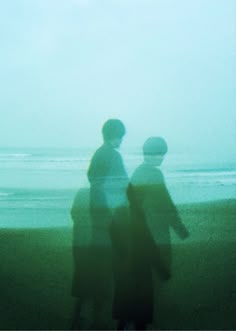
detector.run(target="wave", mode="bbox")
[0,192,14,197]
[0,153,32,158]
[1,148,236,192]
[176,167,236,173]
[165,169,236,187]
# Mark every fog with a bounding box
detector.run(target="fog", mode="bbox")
[1,0,236,158]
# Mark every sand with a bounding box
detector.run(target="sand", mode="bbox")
[0,199,236,330]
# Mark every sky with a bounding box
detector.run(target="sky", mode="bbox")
[0,0,236,157]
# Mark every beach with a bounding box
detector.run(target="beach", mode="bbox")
[0,199,235,330]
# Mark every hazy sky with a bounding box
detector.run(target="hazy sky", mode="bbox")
[1,0,236,156]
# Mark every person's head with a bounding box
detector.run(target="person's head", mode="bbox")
[143,136,168,166]
[102,119,126,148]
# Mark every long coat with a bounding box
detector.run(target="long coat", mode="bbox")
[87,143,130,307]
[127,163,189,323]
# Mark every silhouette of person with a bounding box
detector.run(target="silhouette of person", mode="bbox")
[70,187,92,330]
[87,119,129,329]
[70,119,129,330]
[127,137,189,330]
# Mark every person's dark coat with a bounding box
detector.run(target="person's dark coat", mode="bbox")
[127,163,188,324]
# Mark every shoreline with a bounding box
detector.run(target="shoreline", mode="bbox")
[0,197,235,230]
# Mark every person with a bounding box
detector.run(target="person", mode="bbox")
[70,187,92,330]
[127,137,189,330]
[87,119,129,330]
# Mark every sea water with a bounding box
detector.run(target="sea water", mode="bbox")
[0,147,236,228]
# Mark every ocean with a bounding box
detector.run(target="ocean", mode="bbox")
[1,147,236,228]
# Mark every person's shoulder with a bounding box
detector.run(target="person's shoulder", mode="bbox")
[90,145,122,167]
[92,145,105,156]
[131,164,148,185]
[131,164,144,178]
[91,144,111,159]
[152,167,165,184]
[95,144,118,155]
[103,144,122,160]
[131,164,164,185]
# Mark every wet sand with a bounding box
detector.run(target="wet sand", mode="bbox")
[0,199,235,330]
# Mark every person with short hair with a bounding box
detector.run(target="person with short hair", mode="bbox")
[87,119,129,329]
[70,119,129,330]
[127,137,189,330]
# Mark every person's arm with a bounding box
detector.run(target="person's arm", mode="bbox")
[150,243,172,280]
[128,183,171,280]
[87,150,105,185]
[162,185,189,239]
[106,151,129,209]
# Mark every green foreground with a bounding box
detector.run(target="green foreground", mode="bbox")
[0,199,235,330]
